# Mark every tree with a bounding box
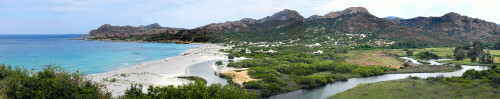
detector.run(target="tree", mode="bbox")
[467,41,484,62]
[453,48,466,60]
[406,50,413,56]
[416,51,439,59]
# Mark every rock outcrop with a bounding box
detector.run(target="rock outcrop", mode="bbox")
[85,23,184,38]
[322,7,370,19]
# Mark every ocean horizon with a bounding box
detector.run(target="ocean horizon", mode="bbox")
[0,34,199,74]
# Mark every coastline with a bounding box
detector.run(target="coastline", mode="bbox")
[86,43,232,97]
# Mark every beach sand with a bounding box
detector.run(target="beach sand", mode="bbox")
[86,43,232,97]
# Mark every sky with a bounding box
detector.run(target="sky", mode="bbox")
[0,0,499,34]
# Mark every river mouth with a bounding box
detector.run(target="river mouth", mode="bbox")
[186,57,490,99]
[185,60,231,85]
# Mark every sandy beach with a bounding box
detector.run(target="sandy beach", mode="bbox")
[86,43,232,97]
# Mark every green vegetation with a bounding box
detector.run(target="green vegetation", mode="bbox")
[178,76,207,84]
[454,42,494,63]
[121,82,259,99]
[390,41,430,49]
[0,64,111,99]
[331,67,500,99]
[330,78,500,99]
[385,48,454,58]
[415,51,439,59]
[215,61,223,65]
[224,45,397,96]
[110,78,117,82]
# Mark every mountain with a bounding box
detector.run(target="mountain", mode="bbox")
[392,12,500,43]
[212,7,456,45]
[85,7,500,46]
[83,23,184,38]
[384,16,404,19]
[301,7,456,44]
[188,9,303,34]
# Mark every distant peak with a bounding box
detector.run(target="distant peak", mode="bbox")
[258,9,304,23]
[385,16,404,19]
[345,7,369,13]
[306,15,321,21]
[443,12,461,17]
[323,7,370,19]
[442,12,462,20]
[102,24,112,26]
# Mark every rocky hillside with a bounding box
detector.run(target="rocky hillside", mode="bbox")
[83,23,184,38]
[301,7,456,44]
[187,9,304,34]
[388,12,500,43]
[84,7,498,45]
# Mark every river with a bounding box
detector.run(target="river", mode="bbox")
[186,57,489,99]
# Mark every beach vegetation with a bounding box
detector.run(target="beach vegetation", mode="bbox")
[121,82,259,99]
[0,64,111,99]
[216,61,223,65]
[110,78,117,82]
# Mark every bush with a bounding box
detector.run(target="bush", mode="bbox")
[416,51,439,59]
[216,61,223,65]
[110,78,117,82]
[0,65,111,99]
[406,50,413,56]
[228,54,235,59]
[403,63,410,67]
[407,75,420,79]
[122,82,260,99]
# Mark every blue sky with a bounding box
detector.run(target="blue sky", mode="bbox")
[0,0,499,34]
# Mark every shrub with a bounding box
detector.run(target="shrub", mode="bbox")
[216,61,223,65]
[406,50,413,56]
[416,51,439,59]
[228,54,235,59]
[110,78,117,82]
[121,82,260,99]
[0,65,111,99]
[407,75,420,79]
[403,63,410,67]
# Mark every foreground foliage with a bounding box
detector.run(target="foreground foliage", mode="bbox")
[0,64,111,99]
[121,82,260,99]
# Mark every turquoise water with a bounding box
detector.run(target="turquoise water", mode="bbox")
[0,34,199,74]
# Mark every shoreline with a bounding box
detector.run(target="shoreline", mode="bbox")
[86,43,232,97]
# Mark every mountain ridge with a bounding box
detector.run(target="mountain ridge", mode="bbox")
[83,7,499,45]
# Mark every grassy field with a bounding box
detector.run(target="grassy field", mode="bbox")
[384,48,454,58]
[339,50,460,73]
[342,50,404,67]
[330,79,500,99]
[386,48,500,66]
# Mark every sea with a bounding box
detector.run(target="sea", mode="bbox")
[0,34,199,74]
